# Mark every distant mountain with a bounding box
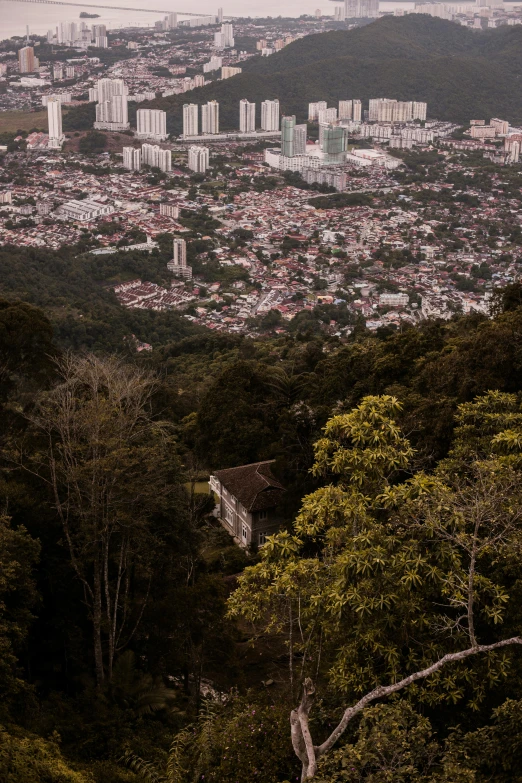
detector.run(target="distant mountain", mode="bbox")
[149,16,522,134]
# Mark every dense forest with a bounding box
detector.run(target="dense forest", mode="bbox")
[5,285,522,781]
[139,16,522,132]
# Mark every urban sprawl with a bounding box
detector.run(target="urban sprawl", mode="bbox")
[2,2,522,342]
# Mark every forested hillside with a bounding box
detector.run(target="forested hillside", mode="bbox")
[4,289,522,781]
[143,16,522,132]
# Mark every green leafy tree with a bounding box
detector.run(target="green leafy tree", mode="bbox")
[25,354,188,686]
[0,516,40,711]
[228,396,522,780]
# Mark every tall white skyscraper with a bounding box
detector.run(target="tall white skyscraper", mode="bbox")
[344,0,379,17]
[47,97,64,149]
[353,99,362,122]
[123,146,142,170]
[413,101,427,121]
[96,78,128,104]
[214,22,234,48]
[239,99,255,132]
[217,7,223,22]
[318,107,337,124]
[202,101,219,134]
[339,100,353,120]
[173,237,186,266]
[136,109,168,140]
[261,99,280,131]
[167,12,178,28]
[94,78,129,131]
[308,101,327,120]
[188,145,209,172]
[142,143,172,172]
[222,23,234,46]
[167,237,192,279]
[183,103,199,136]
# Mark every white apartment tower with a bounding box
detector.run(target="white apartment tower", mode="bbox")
[183,103,199,136]
[214,22,234,48]
[239,99,256,132]
[167,237,192,279]
[318,107,337,124]
[142,143,172,172]
[136,109,168,140]
[202,101,219,134]
[308,101,327,120]
[188,145,210,172]
[94,78,129,131]
[413,101,427,121]
[339,100,353,120]
[261,99,280,131]
[123,146,142,170]
[47,97,64,149]
[353,99,362,122]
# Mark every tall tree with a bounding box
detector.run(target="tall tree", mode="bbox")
[25,354,187,685]
[229,396,522,780]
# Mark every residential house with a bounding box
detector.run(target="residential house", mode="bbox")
[209,460,285,547]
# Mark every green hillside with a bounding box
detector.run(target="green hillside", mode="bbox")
[147,16,522,133]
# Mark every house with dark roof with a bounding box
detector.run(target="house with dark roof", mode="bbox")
[209,460,285,548]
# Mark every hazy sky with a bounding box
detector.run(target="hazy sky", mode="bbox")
[2,0,413,39]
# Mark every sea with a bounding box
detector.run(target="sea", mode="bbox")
[1,0,416,40]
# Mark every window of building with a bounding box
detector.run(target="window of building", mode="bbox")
[225,506,234,526]
[258,531,267,546]
[242,524,248,542]
[258,510,267,520]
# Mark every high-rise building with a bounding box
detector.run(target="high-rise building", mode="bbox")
[95,36,108,48]
[193,75,205,87]
[293,124,307,155]
[136,109,168,140]
[261,99,280,131]
[239,99,255,132]
[203,56,222,73]
[160,203,179,218]
[188,145,210,172]
[281,116,296,157]
[214,22,234,48]
[167,237,192,279]
[369,98,422,123]
[183,103,198,136]
[217,7,223,22]
[322,125,347,156]
[167,12,178,28]
[142,143,172,172]
[18,46,36,73]
[47,97,64,149]
[95,81,129,131]
[281,116,307,157]
[202,101,219,134]
[353,99,362,122]
[53,64,64,80]
[123,146,142,170]
[318,107,337,124]
[221,66,242,79]
[308,101,327,120]
[413,101,427,121]
[344,0,379,17]
[222,22,234,46]
[339,100,353,120]
[491,117,509,135]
